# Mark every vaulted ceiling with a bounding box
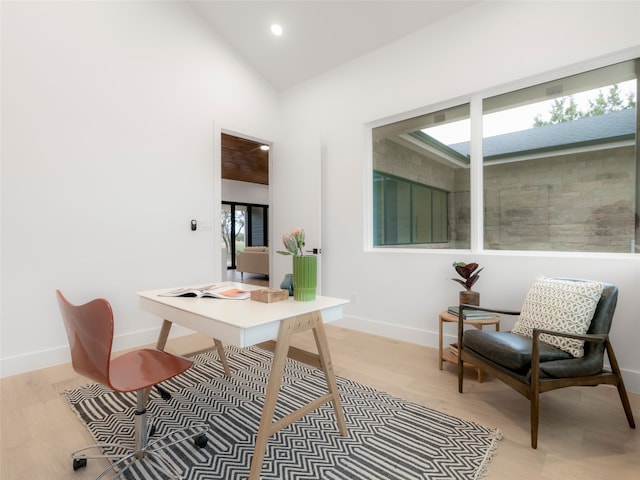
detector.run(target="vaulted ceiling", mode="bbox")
[189,1,478,91]
[204,1,479,184]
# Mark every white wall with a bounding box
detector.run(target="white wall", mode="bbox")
[279,1,640,391]
[0,1,280,375]
[222,179,269,205]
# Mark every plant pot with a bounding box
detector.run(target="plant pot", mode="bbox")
[459,290,480,306]
[293,255,317,301]
[280,273,294,296]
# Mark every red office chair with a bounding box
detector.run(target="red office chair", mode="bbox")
[56,290,208,479]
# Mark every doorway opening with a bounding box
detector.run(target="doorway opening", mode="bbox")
[221,201,269,270]
[220,132,271,281]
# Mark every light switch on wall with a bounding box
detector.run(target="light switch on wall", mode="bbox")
[190,219,213,231]
[198,220,213,231]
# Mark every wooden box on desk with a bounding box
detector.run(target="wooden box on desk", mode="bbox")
[250,288,289,303]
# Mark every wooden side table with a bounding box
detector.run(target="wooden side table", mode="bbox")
[438,311,500,382]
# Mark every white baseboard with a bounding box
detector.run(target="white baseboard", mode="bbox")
[332,314,440,349]
[4,315,640,395]
[625,370,640,394]
[335,314,640,394]
[0,325,194,378]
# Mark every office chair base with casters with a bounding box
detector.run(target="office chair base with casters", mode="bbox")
[70,390,209,479]
[56,290,210,479]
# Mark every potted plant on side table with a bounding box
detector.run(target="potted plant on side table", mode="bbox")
[452,261,483,306]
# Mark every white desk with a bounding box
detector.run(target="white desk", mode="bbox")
[137,282,349,480]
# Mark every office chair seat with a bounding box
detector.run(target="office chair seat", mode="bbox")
[108,349,193,392]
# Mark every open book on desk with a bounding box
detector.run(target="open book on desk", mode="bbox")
[160,284,250,300]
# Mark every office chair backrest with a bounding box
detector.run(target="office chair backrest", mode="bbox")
[56,290,113,387]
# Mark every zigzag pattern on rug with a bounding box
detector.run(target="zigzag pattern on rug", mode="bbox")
[65,346,501,480]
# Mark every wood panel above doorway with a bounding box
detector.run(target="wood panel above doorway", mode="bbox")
[222,133,269,185]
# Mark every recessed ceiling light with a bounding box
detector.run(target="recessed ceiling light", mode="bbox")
[260,145,270,151]
[271,24,283,36]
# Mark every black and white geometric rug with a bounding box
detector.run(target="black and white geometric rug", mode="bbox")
[64,346,501,479]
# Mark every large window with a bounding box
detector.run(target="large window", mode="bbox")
[372,58,638,254]
[482,61,637,253]
[372,103,471,248]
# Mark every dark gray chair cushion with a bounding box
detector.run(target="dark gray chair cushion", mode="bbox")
[463,330,572,373]
[538,354,606,378]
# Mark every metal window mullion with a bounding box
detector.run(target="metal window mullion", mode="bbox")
[470,95,484,253]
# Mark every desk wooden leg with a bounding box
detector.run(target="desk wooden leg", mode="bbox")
[438,315,444,370]
[312,319,348,435]
[155,319,173,351]
[145,319,173,404]
[248,311,348,480]
[249,316,294,480]
[157,320,231,378]
[213,338,232,377]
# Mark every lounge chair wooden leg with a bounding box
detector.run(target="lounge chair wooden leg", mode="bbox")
[606,339,636,428]
[531,387,540,449]
[457,313,464,394]
[616,381,636,428]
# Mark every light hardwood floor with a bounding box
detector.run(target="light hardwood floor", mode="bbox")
[225,269,269,287]
[1,308,638,478]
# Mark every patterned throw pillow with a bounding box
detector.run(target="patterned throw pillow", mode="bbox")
[511,276,604,357]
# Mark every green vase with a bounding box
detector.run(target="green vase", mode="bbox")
[293,255,317,301]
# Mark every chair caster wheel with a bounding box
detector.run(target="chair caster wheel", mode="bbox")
[156,386,172,400]
[73,458,87,470]
[194,434,208,448]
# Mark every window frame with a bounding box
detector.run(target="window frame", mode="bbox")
[366,48,640,257]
